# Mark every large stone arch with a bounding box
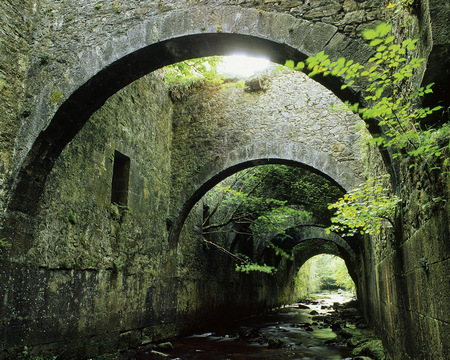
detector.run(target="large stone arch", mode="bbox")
[250,224,360,288]
[7,5,379,218]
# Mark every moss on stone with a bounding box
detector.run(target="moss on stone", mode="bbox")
[49,89,62,104]
[352,339,386,360]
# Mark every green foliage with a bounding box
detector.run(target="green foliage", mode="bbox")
[251,206,312,239]
[164,56,223,84]
[286,21,449,237]
[203,165,333,237]
[235,253,276,274]
[295,255,355,295]
[202,165,339,273]
[326,175,400,237]
[165,57,225,100]
[250,165,343,226]
[68,212,77,225]
[286,22,449,174]
[0,237,12,257]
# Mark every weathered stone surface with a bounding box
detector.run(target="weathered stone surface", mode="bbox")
[0,1,449,360]
[0,1,383,225]
[169,69,366,243]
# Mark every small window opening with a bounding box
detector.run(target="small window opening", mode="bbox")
[111,151,130,206]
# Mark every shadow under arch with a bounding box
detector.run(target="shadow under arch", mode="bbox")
[9,31,380,217]
[168,157,351,247]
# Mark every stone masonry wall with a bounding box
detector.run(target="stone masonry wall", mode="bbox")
[0,0,35,217]
[169,68,366,232]
[0,1,449,359]
[0,69,299,359]
[0,0,383,221]
[0,71,176,358]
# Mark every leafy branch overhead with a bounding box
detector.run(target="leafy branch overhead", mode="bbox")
[286,21,448,238]
[201,165,342,273]
[164,56,226,100]
[326,175,401,237]
[286,22,449,172]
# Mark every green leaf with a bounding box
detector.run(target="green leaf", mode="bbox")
[376,22,392,37]
[370,39,383,47]
[363,29,378,40]
[384,36,395,44]
[285,60,295,69]
[295,61,305,70]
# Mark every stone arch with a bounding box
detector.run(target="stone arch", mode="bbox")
[252,224,359,286]
[291,237,359,288]
[254,226,360,292]
[256,225,356,264]
[169,150,364,246]
[8,5,378,217]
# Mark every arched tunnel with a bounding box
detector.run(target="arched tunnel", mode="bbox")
[0,2,449,359]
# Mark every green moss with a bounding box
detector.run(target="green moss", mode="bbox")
[39,54,50,65]
[352,339,386,360]
[112,2,121,13]
[68,213,77,225]
[50,90,62,104]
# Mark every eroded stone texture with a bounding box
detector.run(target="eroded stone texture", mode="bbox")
[2,0,382,222]
[170,69,365,237]
[0,70,311,359]
[0,0,34,216]
[0,1,449,360]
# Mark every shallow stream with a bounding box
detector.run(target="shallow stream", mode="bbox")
[131,292,355,360]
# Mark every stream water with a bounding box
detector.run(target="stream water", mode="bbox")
[130,292,355,360]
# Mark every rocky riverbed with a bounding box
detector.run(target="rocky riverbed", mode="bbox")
[113,292,386,360]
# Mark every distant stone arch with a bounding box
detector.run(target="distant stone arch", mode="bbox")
[256,225,356,264]
[256,227,360,289]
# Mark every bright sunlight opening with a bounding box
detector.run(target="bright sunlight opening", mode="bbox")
[217,54,272,77]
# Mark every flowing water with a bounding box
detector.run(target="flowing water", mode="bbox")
[130,292,355,360]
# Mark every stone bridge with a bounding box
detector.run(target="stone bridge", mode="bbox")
[0,1,449,360]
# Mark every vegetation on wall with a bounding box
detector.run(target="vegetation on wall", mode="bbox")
[201,165,343,273]
[286,21,449,237]
[288,22,448,170]
[164,57,226,100]
[326,175,400,236]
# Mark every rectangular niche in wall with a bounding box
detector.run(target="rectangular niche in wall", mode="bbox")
[111,150,130,206]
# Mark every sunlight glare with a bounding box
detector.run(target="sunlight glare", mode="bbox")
[218,55,272,77]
